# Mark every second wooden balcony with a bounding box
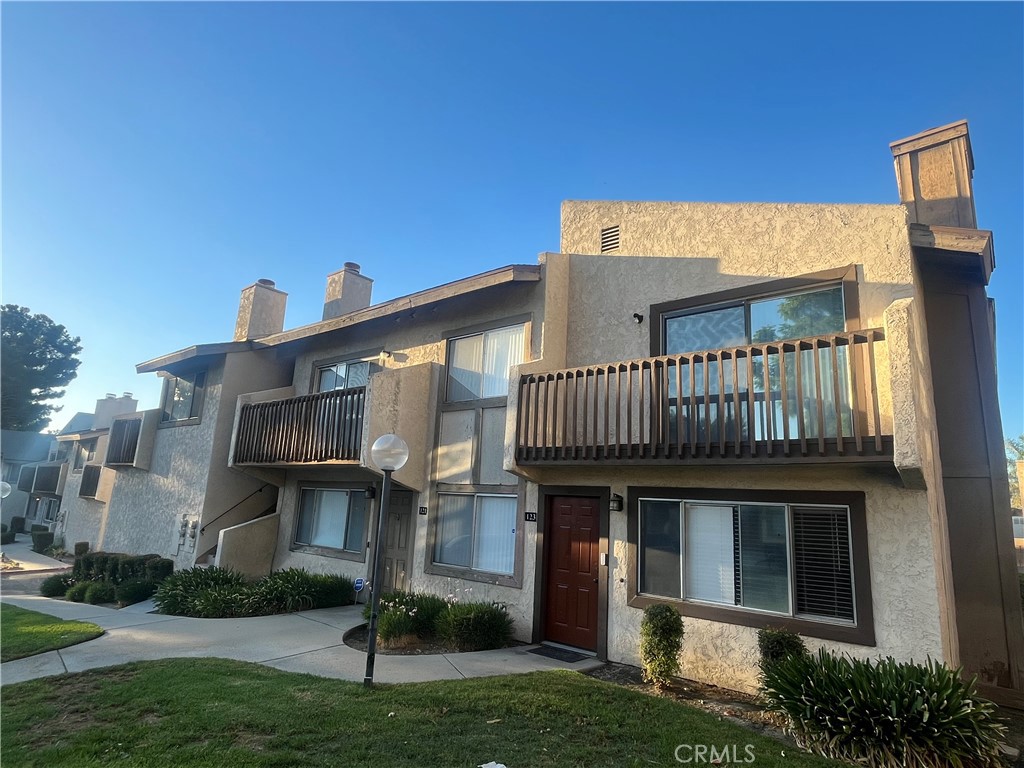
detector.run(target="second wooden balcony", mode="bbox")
[232,387,367,466]
[514,329,894,466]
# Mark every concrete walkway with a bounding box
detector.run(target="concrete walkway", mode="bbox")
[0,538,72,575]
[0,593,603,686]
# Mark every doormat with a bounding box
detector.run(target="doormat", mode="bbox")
[528,645,590,663]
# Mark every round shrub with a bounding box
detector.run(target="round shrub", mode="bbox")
[10,516,25,533]
[762,649,1007,767]
[65,582,91,602]
[153,567,247,616]
[757,626,807,678]
[73,541,89,557]
[115,579,158,607]
[41,573,77,597]
[0,530,15,545]
[639,603,684,689]
[85,581,117,605]
[437,602,514,651]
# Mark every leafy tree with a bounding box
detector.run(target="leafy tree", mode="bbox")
[1007,435,1023,510]
[1,305,82,431]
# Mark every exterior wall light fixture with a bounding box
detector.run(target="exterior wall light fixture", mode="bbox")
[609,493,624,512]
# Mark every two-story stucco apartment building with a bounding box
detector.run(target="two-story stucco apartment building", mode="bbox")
[55,121,1023,704]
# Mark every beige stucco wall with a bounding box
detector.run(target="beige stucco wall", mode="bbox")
[520,464,944,693]
[216,513,280,579]
[99,364,225,565]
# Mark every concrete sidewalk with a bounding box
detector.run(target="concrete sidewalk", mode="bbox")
[0,538,72,575]
[0,594,603,686]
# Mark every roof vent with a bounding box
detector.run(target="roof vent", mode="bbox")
[600,225,620,253]
[106,393,116,399]
[123,392,133,399]
[257,278,276,287]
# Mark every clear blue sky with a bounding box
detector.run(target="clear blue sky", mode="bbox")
[3,2,1022,436]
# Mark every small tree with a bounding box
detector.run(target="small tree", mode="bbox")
[1007,434,1023,510]
[1,305,82,431]
[640,604,684,689]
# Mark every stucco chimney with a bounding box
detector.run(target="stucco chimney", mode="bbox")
[890,120,977,229]
[93,393,139,431]
[234,279,287,341]
[323,262,373,320]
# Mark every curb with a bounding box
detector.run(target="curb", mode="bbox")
[1,566,73,578]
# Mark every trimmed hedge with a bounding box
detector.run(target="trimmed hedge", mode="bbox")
[74,541,89,557]
[10,516,25,533]
[0,530,14,545]
[72,551,173,585]
[762,649,1006,767]
[115,580,158,607]
[1,523,7,533]
[30,524,49,533]
[639,604,685,689]
[757,626,807,678]
[31,531,54,553]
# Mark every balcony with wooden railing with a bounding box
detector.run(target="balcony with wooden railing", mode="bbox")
[232,387,367,466]
[515,329,893,465]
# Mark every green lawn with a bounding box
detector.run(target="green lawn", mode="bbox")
[0,604,103,663]
[0,658,838,767]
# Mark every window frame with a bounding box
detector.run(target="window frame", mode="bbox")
[426,316,531,587]
[649,266,861,357]
[443,316,531,404]
[290,483,371,562]
[310,351,378,394]
[626,486,874,645]
[73,439,97,472]
[432,491,519,577]
[159,369,207,427]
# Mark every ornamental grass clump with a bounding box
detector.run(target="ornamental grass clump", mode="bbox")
[153,567,248,616]
[436,601,514,651]
[761,649,1007,768]
[639,604,684,689]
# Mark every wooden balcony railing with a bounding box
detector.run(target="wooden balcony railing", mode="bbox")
[516,329,892,464]
[233,387,366,465]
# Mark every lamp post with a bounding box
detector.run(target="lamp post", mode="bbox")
[364,433,409,688]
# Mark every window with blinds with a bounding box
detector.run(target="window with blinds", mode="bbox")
[638,498,855,624]
[792,506,854,622]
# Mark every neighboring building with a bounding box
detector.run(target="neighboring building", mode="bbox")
[57,121,1023,704]
[1,430,58,527]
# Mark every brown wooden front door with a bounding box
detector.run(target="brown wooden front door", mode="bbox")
[382,491,413,592]
[544,495,600,651]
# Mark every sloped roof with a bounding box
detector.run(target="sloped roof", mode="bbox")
[57,412,95,436]
[0,430,53,462]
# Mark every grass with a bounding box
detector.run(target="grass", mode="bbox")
[0,658,839,767]
[0,604,103,663]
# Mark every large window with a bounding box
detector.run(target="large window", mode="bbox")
[446,324,526,402]
[639,497,856,625]
[73,440,97,471]
[294,488,367,554]
[161,371,206,423]
[663,285,846,355]
[656,280,854,445]
[434,493,516,575]
[316,360,371,393]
